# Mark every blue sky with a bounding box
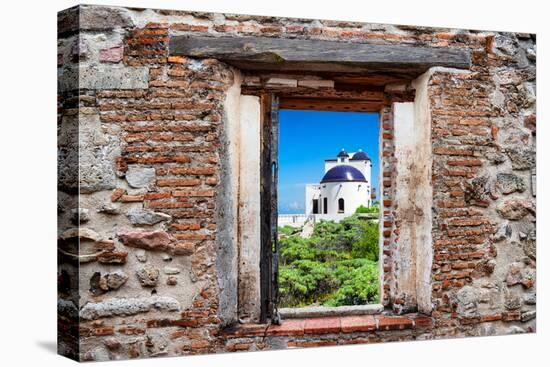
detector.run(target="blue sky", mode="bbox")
[278,110,379,214]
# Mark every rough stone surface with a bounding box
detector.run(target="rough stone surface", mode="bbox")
[493,223,512,241]
[60,227,100,241]
[486,151,507,165]
[76,65,149,91]
[496,173,525,194]
[118,231,170,251]
[105,271,129,290]
[504,293,522,310]
[135,249,147,262]
[78,114,119,193]
[507,326,526,334]
[136,265,160,287]
[103,338,121,350]
[90,271,128,295]
[71,208,90,224]
[521,310,536,322]
[505,146,536,170]
[497,199,536,220]
[166,276,178,286]
[523,228,536,260]
[452,286,479,317]
[163,266,181,275]
[127,208,172,226]
[100,45,124,63]
[79,5,134,30]
[125,166,156,189]
[506,262,535,288]
[79,296,181,320]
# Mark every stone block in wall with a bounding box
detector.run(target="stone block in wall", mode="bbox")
[78,114,120,193]
[59,66,149,92]
[79,5,134,31]
[81,65,149,90]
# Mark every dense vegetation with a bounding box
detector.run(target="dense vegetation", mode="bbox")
[278,214,379,308]
[355,202,380,214]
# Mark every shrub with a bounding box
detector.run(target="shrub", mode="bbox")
[278,214,379,308]
[355,203,380,214]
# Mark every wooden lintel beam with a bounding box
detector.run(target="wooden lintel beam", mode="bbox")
[279,98,382,112]
[170,36,471,74]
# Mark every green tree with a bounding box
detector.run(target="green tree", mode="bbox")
[277,214,379,308]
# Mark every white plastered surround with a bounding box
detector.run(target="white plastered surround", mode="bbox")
[232,70,435,318]
[386,71,433,314]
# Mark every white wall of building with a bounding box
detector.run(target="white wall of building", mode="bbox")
[304,151,373,216]
[324,160,338,173]
[320,181,370,215]
[347,159,372,183]
[305,184,321,215]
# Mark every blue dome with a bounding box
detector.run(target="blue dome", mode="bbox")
[351,151,370,160]
[321,165,367,183]
[336,149,349,158]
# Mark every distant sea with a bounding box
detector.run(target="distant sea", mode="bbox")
[278,208,305,215]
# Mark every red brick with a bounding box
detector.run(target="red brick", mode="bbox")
[166,167,216,175]
[449,218,489,226]
[376,316,413,330]
[191,340,210,349]
[169,223,201,231]
[267,319,305,336]
[447,159,483,166]
[144,192,171,200]
[91,327,114,336]
[481,314,502,322]
[111,188,126,202]
[148,201,193,209]
[220,323,268,337]
[304,317,341,334]
[117,326,145,335]
[120,194,144,202]
[172,189,215,197]
[174,233,207,240]
[170,242,195,255]
[157,179,201,187]
[171,319,200,328]
[227,343,251,351]
[97,251,128,264]
[409,315,433,329]
[167,55,188,64]
[340,315,376,333]
[433,147,474,156]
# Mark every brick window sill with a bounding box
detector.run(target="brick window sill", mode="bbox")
[221,313,433,338]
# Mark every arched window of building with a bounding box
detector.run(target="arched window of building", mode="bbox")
[338,198,345,213]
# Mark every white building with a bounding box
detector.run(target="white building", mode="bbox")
[305,149,372,218]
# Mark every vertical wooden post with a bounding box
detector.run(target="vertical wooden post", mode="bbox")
[259,93,273,324]
[270,95,280,324]
[259,93,280,324]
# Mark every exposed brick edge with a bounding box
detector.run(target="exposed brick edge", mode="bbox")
[221,314,430,337]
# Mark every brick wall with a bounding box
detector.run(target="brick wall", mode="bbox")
[57,5,536,361]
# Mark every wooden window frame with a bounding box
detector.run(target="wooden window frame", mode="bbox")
[259,92,384,323]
